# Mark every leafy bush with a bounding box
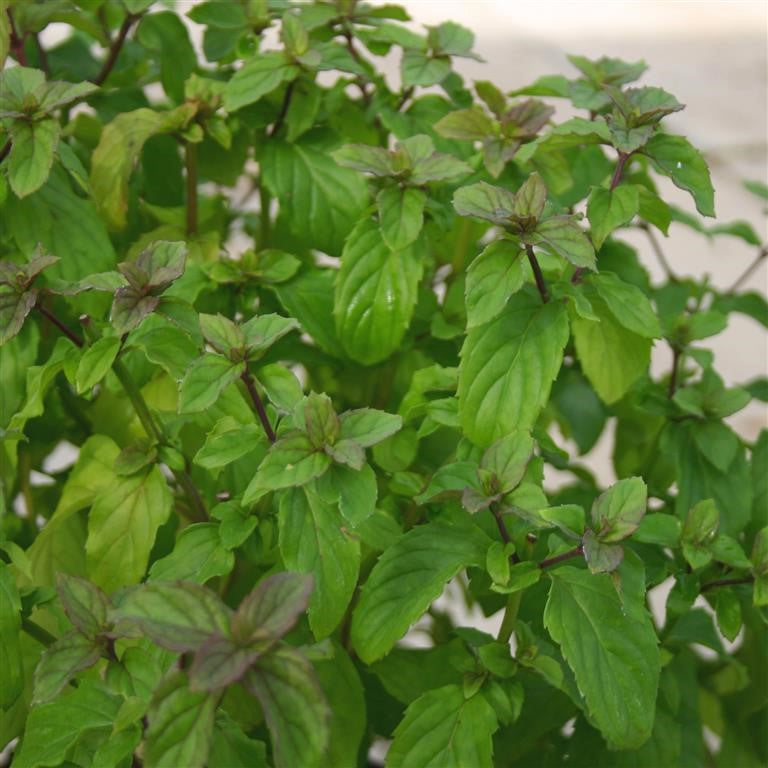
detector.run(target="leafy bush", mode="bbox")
[1,2,767,766]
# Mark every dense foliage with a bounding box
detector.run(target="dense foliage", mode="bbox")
[1,1,767,766]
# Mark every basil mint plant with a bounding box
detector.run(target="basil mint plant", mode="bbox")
[1,2,766,767]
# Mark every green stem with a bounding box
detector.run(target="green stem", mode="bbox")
[497,591,522,644]
[259,183,271,249]
[22,618,57,647]
[701,575,754,593]
[667,344,682,399]
[112,360,163,444]
[726,246,767,294]
[185,141,198,237]
[241,370,276,443]
[539,545,583,570]
[113,360,206,521]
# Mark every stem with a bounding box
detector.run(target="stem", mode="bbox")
[258,184,271,249]
[241,370,277,443]
[93,12,137,86]
[490,504,510,545]
[610,151,629,191]
[21,618,56,647]
[112,360,163,443]
[667,344,681,399]
[525,244,549,303]
[18,446,34,518]
[701,576,754,593]
[8,9,27,66]
[0,140,10,164]
[396,86,415,111]
[539,545,583,570]
[269,80,295,138]
[497,591,522,644]
[726,247,767,294]
[185,141,198,237]
[35,304,84,347]
[642,223,678,281]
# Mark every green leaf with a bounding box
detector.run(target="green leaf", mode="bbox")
[8,118,60,198]
[90,105,196,229]
[480,431,534,492]
[199,313,244,356]
[453,181,516,224]
[75,336,120,393]
[459,292,569,447]
[56,573,109,637]
[209,719,268,768]
[332,143,393,176]
[351,521,490,662]
[527,217,596,270]
[13,683,122,768]
[257,364,304,414]
[194,418,265,470]
[633,514,681,547]
[32,632,102,704]
[149,524,234,584]
[86,465,173,593]
[224,52,300,112]
[586,185,640,249]
[261,139,369,256]
[435,106,497,140]
[244,645,330,768]
[591,477,647,542]
[145,671,217,768]
[544,566,660,748]
[591,272,661,338]
[0,563,23,709]
[338,408,403,447]
[331,462,378,525]
[111,582,231,652]
[0,288,36,344]
[643,133,715,217]
[387,685,497,768]
[314,643,366,768]
[465,239,526,328]
[242,313,298,357]
[189,635,262,692]
[278,485,359,638]
[232,572,314,645]
[401,50,452,88]
[572,295,651,404]
[179,354,244,413]
[297,391,340,448]
[512,173,548,221]
[377,185,426,250]
[582,529,624,573]
[335,217,424,365]
[244,434,332,504]
[681,498,719,569]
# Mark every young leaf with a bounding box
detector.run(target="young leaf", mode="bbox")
[590,477,647,542]
[586,185,640,249]
[193,418,265,470]
[387,685,497,768]
[243,434,332,504]
[244,645,330,768]
[465,239,526,328]
[459,291,569,447]
[338,408,403,447]
[377,185,426,250]
[526,217,596,270]
[224,52,300,112]
[480,431,535,492]
[75,336,121,393]
[179,354,245,413]
[544,567,660,748]
[351,522,490,662]
[111,582,232,652]
[56,573,109,637]
[278,486,359,638]
[335,217,423,365]
[86,466,173,593]
[232,572,314,645]
[242,313,298,357]
[148,524,234,584]
[145,671,217,768]
[453,181,516,224]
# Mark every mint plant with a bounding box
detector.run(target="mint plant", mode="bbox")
[1,2,767,767]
